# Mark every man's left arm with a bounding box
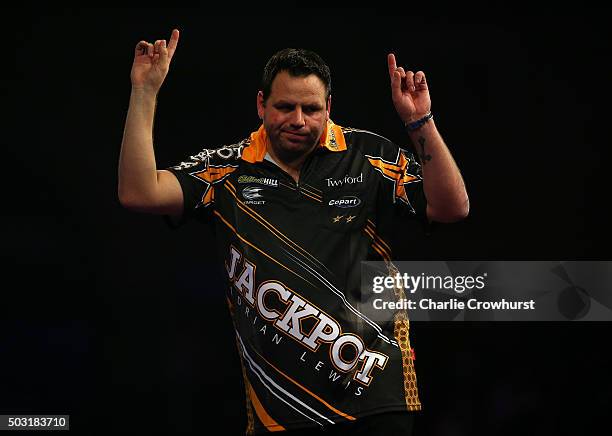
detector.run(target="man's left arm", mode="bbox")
[387,53,469,223]
[407,119,469,223]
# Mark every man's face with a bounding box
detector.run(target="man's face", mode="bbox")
[257,71,330,161]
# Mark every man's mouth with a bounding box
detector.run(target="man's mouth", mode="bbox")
[282,131,308,141]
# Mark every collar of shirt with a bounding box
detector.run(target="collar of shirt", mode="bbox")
[241,119,347,164]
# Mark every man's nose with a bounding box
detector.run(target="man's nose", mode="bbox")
[289,107,305,128]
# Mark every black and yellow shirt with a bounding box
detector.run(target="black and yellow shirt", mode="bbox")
[165,120,427,434]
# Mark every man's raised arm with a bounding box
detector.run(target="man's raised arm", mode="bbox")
[387,53,469,223]
[118,28,183,216]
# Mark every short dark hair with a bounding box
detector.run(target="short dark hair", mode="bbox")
[261,48,331,105]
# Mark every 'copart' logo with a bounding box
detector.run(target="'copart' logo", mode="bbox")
[328,196,361,208]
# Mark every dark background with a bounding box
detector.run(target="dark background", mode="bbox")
[2,8,610,435]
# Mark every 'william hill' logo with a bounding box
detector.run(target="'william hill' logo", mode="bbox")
[238,175,278,187]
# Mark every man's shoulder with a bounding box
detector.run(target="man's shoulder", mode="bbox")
[340,125,404,159]
[167,136,251,172]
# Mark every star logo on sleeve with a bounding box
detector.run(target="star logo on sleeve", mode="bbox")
[190,164,238,207]
[366,149,422,212]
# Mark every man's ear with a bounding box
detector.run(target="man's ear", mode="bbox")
[257,91,265,120]
[326,94,332,120]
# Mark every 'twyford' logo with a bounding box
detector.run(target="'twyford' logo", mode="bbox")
[325,173,363,187]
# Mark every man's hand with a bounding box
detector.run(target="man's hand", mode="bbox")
[387,53,431,124]
[131,29,180,93]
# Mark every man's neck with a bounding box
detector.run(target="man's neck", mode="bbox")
[266,144,317,183]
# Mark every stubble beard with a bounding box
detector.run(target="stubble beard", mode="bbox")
[268,130,320,166]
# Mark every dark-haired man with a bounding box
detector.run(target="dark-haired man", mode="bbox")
[119,29,468,435]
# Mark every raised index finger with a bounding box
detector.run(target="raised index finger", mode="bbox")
[387,53,398,80]
[167,28,180,59]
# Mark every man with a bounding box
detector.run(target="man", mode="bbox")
[119,28,468,435]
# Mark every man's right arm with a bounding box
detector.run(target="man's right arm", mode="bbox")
[118,29,183,219]
[117,87,183,218]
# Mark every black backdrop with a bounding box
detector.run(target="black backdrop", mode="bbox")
[2,8,611,435]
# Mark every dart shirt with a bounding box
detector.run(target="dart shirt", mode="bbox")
[164,120,427,434]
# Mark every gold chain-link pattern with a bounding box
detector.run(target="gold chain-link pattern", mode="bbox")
[389,263,422,411]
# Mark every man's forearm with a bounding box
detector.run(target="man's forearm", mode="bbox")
[118,88,160,207]
[408,119,469,222]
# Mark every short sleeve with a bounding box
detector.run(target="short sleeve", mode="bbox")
[395,147,427,219]
[160,141,246,229]
[161,152,218,229]
[395,147,434,235]
[372,143,433,236]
